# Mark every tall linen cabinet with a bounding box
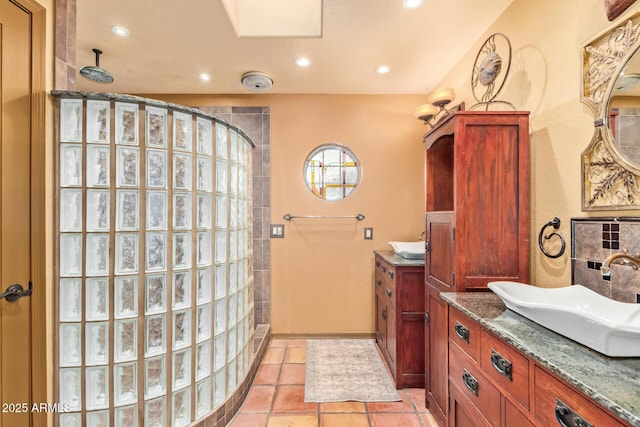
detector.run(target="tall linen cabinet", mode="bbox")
[423,111,530,426]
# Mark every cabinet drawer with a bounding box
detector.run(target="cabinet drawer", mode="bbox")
[480,329,530,410]
[505,398,534,427]
[375,257,396,279]
[534,367,625,427]
[449,342,500,426]
[449,308,481,361]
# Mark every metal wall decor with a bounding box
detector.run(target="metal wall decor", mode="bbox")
[581,11,640,210]
[469,33,514,110]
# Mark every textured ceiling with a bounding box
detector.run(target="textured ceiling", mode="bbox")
[75,0,514,94]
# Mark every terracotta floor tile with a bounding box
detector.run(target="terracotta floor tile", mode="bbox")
[279,363,306,385]
[241,339,433,427]
[254,364,281,385]
[284,347,306,363]
[370,412,424,427]
[267,414,318,427]
[320,413,370,427]
[263,347,285,364]
[405,388,428,412]
[271,385,318,413]
[241,385,276,412]
[366,390,415,413]
[228,413,268,427]
[421,412,440,427]
[319,401,367,413]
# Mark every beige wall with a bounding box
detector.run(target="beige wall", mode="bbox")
[154,0,640,333]
[157,94,427,334]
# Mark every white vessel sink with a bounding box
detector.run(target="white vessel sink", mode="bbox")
[388,241,424,260]
[488,281,640,357]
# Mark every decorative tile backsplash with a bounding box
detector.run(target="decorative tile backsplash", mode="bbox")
[572,218,640,303]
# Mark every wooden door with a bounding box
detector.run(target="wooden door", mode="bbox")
[0,0,46,425]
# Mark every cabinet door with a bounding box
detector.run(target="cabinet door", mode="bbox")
[449,380,492,427]
[375,291,386,346]
[426,212,455,292]
[454,114,529,289]
[386,304,396,363]
[425,285,448,425]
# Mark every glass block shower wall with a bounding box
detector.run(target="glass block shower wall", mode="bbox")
[54,94,254,427]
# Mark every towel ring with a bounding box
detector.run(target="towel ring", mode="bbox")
[538,217,566,259]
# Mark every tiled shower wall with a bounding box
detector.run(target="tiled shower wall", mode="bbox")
[572,217,640,303]
[55,0,77,90]
[200,107,271,326]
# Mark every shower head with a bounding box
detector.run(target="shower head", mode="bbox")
[80,48,114,84]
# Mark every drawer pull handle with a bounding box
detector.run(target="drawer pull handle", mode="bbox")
[376,278,382,286]
[388,271,394,279]
[490,349,513,380]
[454,321,470,343]
[462,369,478,396]
[381,265,387,272]
[381,309,387,320]
[386,288,392,297]
[555,399,594,427]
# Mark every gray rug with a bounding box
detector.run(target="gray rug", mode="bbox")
[304,339,401,403]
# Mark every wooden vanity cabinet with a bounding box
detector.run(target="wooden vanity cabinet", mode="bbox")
[424,111,530,426]
[374,252,425,389]
[447,305,630,427]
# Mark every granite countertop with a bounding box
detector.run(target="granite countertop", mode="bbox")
[441,292,640,427]
[374,250,425,267]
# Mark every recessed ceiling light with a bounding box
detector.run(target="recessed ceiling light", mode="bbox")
[111,26,130,37]
[199,73,212,81]
[401,0,424,9]
[295,57,311,67]
[376,65,391,74]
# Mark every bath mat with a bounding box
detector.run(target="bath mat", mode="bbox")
[304,339,401,403]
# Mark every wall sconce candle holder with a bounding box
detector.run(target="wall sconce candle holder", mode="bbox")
[414,87,455,127]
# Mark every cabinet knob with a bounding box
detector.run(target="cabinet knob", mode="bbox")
[554,399,594,427]
[376,278,382,286]
[381,309,387,320]
[386,288,392,297]
[375,261,381,267]
[381,265,387,273]
[388,271,394,279]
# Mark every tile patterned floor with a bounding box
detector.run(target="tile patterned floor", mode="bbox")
[228,339,440,427]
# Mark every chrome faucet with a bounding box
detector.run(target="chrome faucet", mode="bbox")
[600,249,640,277]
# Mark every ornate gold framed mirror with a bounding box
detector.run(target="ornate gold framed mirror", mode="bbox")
[582,10,640,210]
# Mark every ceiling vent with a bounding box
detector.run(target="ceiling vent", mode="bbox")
[241,71,273,91]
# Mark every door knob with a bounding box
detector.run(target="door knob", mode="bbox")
[0,282,32,302]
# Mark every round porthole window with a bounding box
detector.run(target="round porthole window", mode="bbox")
[303,144,361,201]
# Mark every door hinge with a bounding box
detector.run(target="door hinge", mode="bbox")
[424,312,429,324]
[425,240,430,253]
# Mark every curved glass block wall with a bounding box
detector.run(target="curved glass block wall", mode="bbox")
[53,93,254,426]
